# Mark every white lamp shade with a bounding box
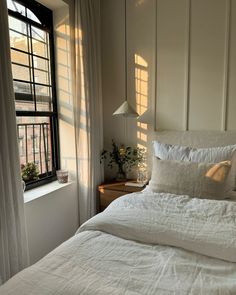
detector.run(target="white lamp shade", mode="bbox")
[113,100,139,117]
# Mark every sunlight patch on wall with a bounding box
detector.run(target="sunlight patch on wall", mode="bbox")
[56,18,72,108]
[54,7,76,175]
[135,54,148,150]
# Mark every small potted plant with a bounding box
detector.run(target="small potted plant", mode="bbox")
[101,140,145,181]
[21,162,39,183]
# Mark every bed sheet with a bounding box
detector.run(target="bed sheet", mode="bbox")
[1,192,236,295]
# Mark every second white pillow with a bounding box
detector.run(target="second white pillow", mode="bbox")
[149,158,231,200]
[153,141,236,163]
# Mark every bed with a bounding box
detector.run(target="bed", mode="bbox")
[1,131,236,294]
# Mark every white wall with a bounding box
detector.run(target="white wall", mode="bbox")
[156,0,236,131]
[101,0,236,178]
[25,183,78,264]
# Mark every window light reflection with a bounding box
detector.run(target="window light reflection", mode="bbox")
[135,54,148,150]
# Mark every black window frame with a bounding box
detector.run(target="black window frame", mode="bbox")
[8,0,60,190]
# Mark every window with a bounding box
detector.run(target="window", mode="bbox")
[8,0,60,189]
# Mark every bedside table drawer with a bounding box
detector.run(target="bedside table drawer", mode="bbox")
[98,181,144,212]
[100,190,127,210]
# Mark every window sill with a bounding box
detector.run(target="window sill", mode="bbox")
[24,181,73,203]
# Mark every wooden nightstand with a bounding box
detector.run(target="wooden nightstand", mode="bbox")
[98,181,144,212]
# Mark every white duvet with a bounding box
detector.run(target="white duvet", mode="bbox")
[79,192,236,263]
[1,192,236,294]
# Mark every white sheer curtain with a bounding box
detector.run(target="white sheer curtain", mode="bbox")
[0,0,29,284]
[70,0,103,224]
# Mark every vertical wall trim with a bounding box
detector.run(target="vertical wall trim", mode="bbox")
[154,0,158,131]
[184,0,191,131]
[222,0,231,131]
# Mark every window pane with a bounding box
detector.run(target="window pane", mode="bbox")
[31,26,49,59]
[7,0,26,16]
[12,64,31,81]
[9,16,27,36]
[16,116,53,175]
[15,99,35,111]
[14,80,31,95]
[10,31,28,52]
[34,69,50,85]
[11,49,29,66]
[14,81,34,111]
[33,56,50,72]
[31,26,47,43]
[26,9,41,24]
[35,84,50,97]
[35,85,52,111]
[32,41,48,59]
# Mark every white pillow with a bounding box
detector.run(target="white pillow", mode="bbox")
[153,141,236,163]
[152,141,236,192]
[149,158,232,199]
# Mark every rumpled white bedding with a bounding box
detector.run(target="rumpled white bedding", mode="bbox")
[79,192,236,262]
[1,192,236,294]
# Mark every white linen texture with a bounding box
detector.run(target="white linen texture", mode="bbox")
[149,157,231,199]
[79,192,236,263]
[1,192,236,294]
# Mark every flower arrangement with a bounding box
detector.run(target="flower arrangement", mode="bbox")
[21,162,39,182]
[101,140,146,180]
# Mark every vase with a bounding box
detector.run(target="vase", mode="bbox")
[137,167,148,183]
[116,164,126,181]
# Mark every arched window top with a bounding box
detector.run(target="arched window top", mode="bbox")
[7,0,41,24]
[7,0,53,31]
[26,7,41,24]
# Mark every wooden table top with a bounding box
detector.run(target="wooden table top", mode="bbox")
[98,181,144,193]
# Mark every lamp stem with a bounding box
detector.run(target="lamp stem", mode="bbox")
[112,0,138,118]
[124,0,127,102]
[154,0,157,131]
[124,117,127,144]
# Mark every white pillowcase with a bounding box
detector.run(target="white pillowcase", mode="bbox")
[153,141,236,191]
[149,158,232,199]
[153,141,236,163]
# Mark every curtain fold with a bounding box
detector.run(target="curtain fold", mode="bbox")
[0,0,29,284]
[71,0,103,224]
